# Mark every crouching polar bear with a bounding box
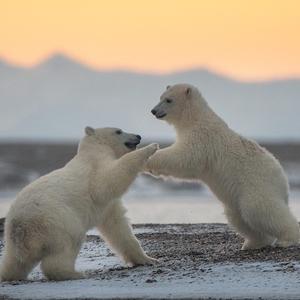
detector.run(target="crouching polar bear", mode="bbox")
[0,127,158,281]
[147,83,299,250]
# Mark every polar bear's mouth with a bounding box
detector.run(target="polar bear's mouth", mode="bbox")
[151,106,167,119]
[156,112,167,119]
[124,141,139,150]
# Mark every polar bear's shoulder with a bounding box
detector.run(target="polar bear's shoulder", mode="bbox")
[238,136,265,156]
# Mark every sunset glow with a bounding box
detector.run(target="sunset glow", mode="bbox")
[1,0,300,80]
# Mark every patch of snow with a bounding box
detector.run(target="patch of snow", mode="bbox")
[1,261,300,299]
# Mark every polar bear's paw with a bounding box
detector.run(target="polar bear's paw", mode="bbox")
[45,270,85,281]
[276,239,299,248]
[127,255,158,267]
[142,143,159,157]
[241,238,272,250]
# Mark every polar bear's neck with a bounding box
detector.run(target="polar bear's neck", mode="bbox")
[173,100,227,137]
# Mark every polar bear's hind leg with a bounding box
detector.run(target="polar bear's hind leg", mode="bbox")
[240,196,299,249]
[224,206,273,250]
[276,215,300,247]
[0,221,43,281]
[0,248,38,281]
[41,246,83,281]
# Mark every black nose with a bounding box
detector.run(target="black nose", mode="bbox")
[136,135,141,140]
[151,109,157,115]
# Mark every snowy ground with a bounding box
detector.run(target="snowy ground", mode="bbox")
[1,224,300,299]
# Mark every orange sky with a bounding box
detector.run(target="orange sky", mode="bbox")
[1,0,300,80]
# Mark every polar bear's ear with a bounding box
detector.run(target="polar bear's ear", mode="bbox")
[185,87,192,97]
[166,85,171,90]
[85,126,95,136]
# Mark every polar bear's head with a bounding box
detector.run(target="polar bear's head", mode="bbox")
[151,84,207,126]
[83,126,141,157]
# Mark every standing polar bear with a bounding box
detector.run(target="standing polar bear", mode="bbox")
[0,127,158,281]
[147,83,299,250]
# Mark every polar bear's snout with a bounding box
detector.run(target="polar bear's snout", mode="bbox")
[151,104,167,119]
[124,135,141,150]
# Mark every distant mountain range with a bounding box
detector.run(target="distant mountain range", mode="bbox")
[0,53,299,141]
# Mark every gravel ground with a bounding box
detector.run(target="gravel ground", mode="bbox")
[85,223,300,281]
[134,223,300,264]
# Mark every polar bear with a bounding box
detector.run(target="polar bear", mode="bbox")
[146,83,299,250]
[0,127,158,281]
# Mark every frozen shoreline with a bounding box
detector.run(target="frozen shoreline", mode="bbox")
[1,224,300,299]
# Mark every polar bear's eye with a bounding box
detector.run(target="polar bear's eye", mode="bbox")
[115,129,122,135]
[166,98,173,103]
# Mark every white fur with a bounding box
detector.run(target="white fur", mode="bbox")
[0,127,158,281]
[146,83,299,250]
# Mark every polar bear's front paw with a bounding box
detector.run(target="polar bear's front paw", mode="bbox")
[127,255,158,267]
[144,143,159,157]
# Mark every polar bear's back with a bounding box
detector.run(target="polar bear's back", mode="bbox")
[236,136,288,200]
[207,132,289,206]
[11,167,89,213]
